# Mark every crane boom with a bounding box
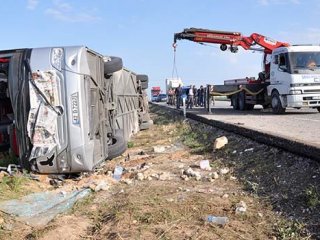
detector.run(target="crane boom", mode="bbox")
[174,28,289,54]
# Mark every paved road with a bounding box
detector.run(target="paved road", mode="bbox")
[156,101,320,148]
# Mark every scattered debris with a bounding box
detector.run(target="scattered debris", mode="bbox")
[153,145,166,153]
[222,193,229,199]
[113,165,123,181]
[230,176,237,181]
[184,168,202,180]
[158,172,173,181]
[94,180,109,192]
[136,172,144,181]
[244,148,254,152]
[200,160,211,171]
[180,175,189,181]
[122,179,133,185]
[206,215,229,225]
[213,136,228,150]
[220,167,230,175]
[0,188,91,227]
[235,201,247,214]
[210,172,219,179]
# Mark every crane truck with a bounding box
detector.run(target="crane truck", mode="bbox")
[174,28,320,113]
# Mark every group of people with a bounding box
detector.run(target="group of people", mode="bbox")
[173,84,205,109]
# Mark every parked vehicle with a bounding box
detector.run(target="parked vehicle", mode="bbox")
[151,86,161,102]
[156,93,167,102]
[151,95,158,102]
[166,77,183,105]
[174,28,320,113]
[0,46,151,173]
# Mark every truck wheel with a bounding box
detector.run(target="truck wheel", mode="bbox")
[137,74,148,82]
[104,56,123,75]
[271,91,285,114]
[238,91,247,111]
[141,81,148,90]
[231,94,239,110]
[107,129,127,160]
[263,104,270,109]
[317,107,320,113]
[246,104,254,110]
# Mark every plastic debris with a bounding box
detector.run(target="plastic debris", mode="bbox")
[244,148,254,152]
[206,215,228,225]
[199,160,211,170]
[113,165,123,181]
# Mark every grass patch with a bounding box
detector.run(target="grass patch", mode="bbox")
[274,220,310,240]
[305,185,320,209]
[0,174,32,201]
[71,193,95,215]
[127,141,134,148]
[179,123,212,154]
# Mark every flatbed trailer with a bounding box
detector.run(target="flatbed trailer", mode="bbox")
[209,78,271,110]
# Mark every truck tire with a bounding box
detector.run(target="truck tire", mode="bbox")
[137,74,148,82]
[238,91,247,111]
[271,91,285,114]
[141,81,148,90]
[104,56,123,75]
[317,107,320,113]
[246,104,254,110]
[107,129,127,160]
[263,104,270,109]
[231,94,239,110]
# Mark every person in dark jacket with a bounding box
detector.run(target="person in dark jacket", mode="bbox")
[198,85,204,107]
[175,84,182,109]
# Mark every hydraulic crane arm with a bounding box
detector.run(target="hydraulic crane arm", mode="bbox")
[174,28,289,54]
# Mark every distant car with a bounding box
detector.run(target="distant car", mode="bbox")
[156,94,167,102]
[151,95,158,102]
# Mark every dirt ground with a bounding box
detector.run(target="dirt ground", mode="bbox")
[0,105,319,239]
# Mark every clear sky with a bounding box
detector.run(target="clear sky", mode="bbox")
[2,0,320,92]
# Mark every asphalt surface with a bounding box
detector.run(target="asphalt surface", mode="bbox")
[155,101,320,148]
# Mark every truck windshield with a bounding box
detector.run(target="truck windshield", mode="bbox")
[289,52,320,74]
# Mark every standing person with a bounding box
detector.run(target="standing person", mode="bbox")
[187,85,194,109]
[193,85,198,107]
[199,85,204,106]
[197,87,201,106]
[175,84,182,109]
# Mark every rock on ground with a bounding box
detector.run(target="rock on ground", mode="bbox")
[213,136,228,150]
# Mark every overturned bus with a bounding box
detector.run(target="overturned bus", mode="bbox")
[0,46,151,173]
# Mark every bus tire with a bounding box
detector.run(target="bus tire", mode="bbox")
[104,56,123,75]
[107,130,127,160]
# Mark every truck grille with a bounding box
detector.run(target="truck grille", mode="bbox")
[303,89,320,93]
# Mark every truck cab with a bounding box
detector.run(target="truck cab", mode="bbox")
[268,46,320,113]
